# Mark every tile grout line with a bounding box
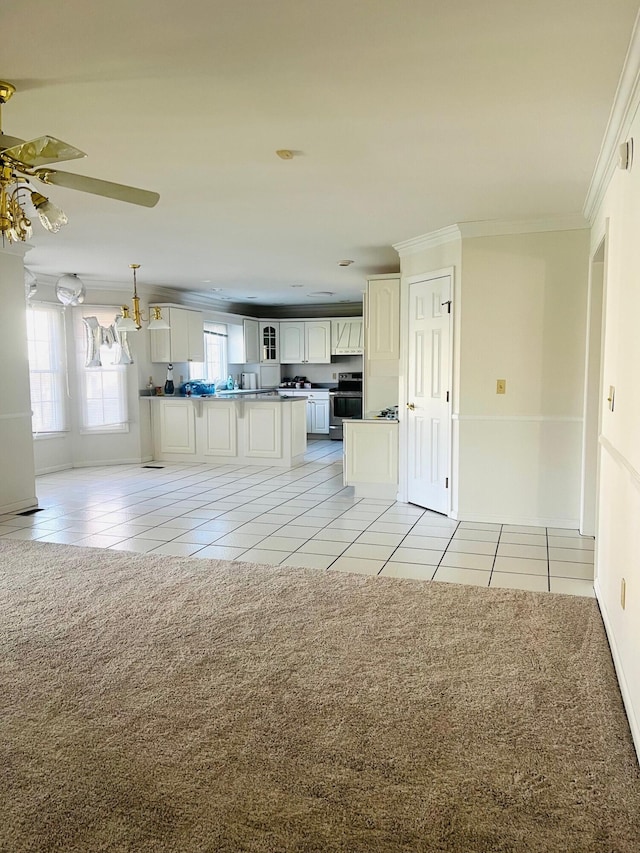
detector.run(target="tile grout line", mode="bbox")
[429,519,462,580]
[487,525,503,587]
[374,509,449,577]
[546,526,551,592]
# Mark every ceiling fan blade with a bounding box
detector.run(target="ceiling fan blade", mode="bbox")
[34,168,160,208]
[2,135,86,166]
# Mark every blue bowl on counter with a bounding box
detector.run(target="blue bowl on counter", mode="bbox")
[179,381,216,396]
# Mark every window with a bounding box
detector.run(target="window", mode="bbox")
[188,322,228,384]
[26,305,68,434]
[76,307,129,433]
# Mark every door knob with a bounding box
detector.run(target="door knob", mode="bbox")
[406,402,415,410]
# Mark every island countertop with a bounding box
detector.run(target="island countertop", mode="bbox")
[144,392,307,402]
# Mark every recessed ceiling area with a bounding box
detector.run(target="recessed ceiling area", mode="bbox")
[2,0,638,307]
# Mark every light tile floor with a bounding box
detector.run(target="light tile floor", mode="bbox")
[0,441,595,597]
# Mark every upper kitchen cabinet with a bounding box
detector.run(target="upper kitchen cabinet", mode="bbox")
[280,321,331,364]
[228,319,260,364]
[366,276,400,360]
[259,321,279,363]
[331,318,363,355]
[150,306,204,363]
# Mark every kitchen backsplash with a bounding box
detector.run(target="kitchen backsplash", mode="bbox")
[284,356,363,384]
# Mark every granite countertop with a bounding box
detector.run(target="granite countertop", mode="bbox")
[144,392,305,403]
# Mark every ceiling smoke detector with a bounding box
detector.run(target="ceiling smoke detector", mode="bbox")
[276,149,294,160]
[307,291,334,297]
[338,259,354,266]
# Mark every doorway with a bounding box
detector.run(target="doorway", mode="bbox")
[580,234,606,536]
[404,272,453,513]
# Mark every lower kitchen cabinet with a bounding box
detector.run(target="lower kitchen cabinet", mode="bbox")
[343,420,398,498]
[151,397,306,467]
[204,402,237,457]
[157,399,197,454]
[307,397,330,434]
[278,390,330,435]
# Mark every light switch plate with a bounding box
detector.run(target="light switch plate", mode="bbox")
[496,379,506,394]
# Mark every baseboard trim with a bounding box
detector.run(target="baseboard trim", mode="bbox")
[450,511,579,529]
[34,463,74,475]
[0,496,39,515]
[71,457,153,468]
[594,577,640,762]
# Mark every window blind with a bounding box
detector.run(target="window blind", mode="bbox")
[76,307,129,432]
[26,305,68,434]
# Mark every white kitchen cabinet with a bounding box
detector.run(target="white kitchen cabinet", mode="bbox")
[280,321,331,364]
[307,397,330,434]
[331,318,363,355]
[366,277,400,361]
[344,420,398,499]
[151,397,307,467]
[157,399,197,455]
[150,306,204,363]
[228,319,260,364]
[278,389,330,435]
[203,402,237,457]
[259,321,279,363]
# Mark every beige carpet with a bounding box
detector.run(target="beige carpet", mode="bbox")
[1,540,639,853]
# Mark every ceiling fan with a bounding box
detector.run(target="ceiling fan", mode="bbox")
[0,80,159,243]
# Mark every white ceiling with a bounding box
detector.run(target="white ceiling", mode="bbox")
[3,0,639,307]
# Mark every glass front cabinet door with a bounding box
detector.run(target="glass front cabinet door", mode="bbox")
[260,322,279,363]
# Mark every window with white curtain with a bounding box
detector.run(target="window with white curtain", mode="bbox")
[188,322,228,384]
[26,304,68,435]
[76,307,129,433]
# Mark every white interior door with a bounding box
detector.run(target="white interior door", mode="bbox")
[406,275,452,512]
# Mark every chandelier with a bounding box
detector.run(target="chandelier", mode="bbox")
[117,264,170,332]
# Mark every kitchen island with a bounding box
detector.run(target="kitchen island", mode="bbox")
[150,394,307,467]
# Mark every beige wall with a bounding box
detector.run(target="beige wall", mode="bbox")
[0,248,37,512]
[590,103,640,755]
[398,228,589,525]
[456,229,589,524]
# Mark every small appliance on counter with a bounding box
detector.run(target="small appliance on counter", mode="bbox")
[376,406,399,420]
[241,372,257,390]
[279,375,309,389]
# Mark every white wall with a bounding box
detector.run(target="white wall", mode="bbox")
[396,228,589,525]
[0,247,37,512]
[456,229,589,525]
[589,101,640,755]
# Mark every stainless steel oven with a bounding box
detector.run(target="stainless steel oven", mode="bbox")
[329,372,363,440]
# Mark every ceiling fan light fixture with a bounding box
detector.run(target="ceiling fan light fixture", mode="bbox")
[31,192,68,233]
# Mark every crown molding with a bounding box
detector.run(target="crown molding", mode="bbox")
[393,225,461,257]
[392,213,588,257]
[457,213,588,238]
[584,10,640,223]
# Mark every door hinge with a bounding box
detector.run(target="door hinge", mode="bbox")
[445,477,449,488]
[446,390,450,403]
[441,300,452,314]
